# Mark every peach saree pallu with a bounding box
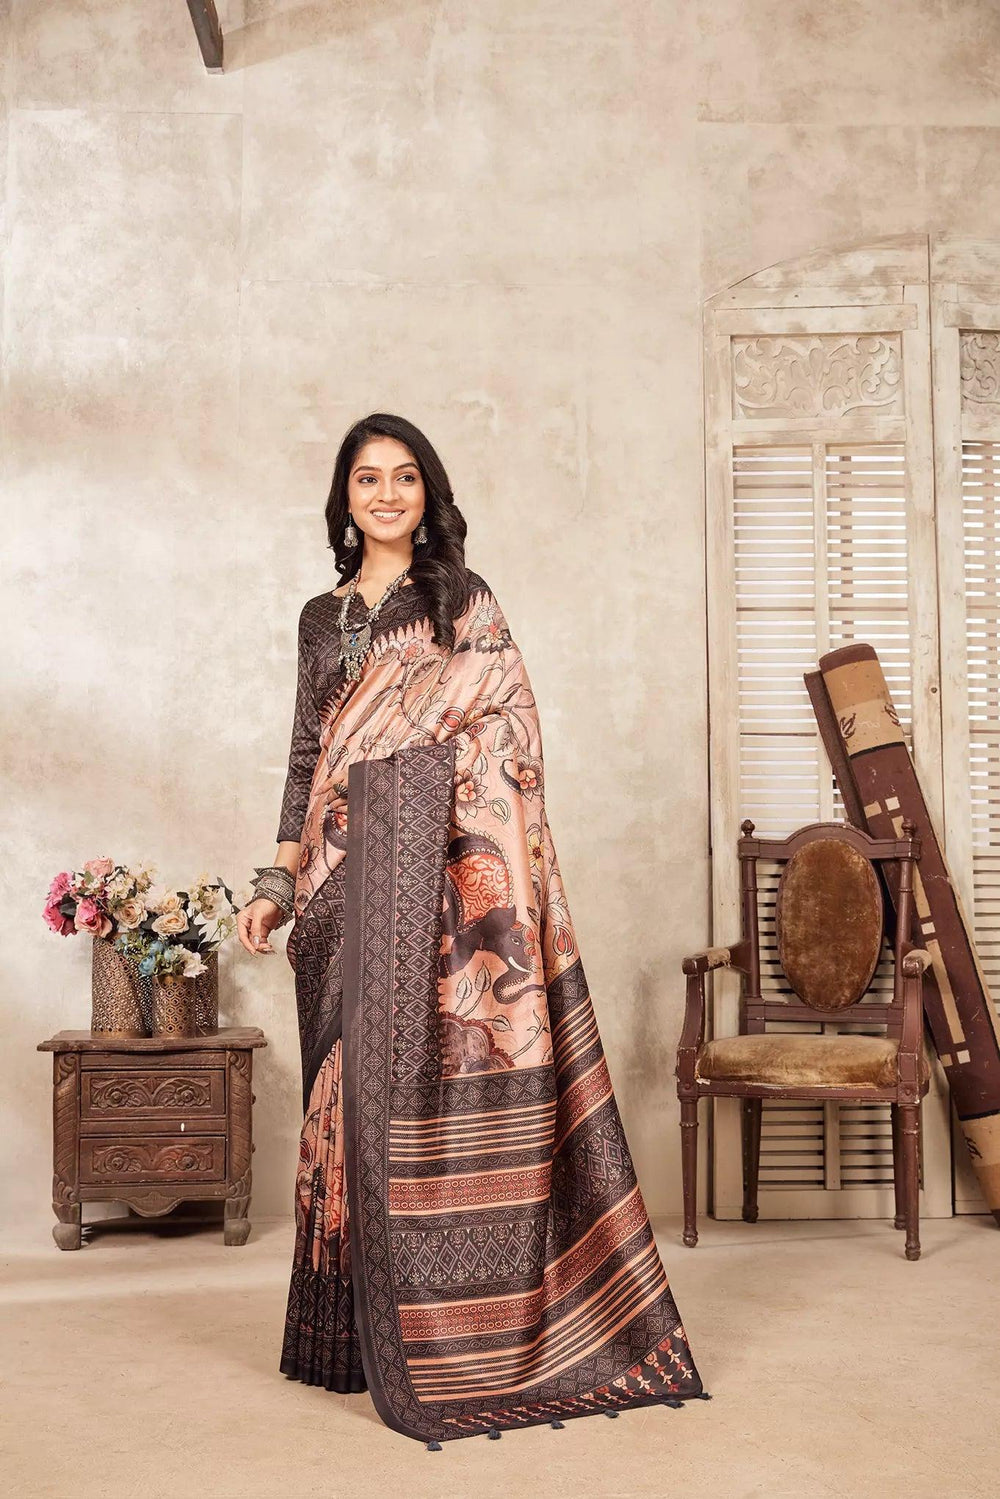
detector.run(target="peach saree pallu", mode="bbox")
[277,570,705,1443]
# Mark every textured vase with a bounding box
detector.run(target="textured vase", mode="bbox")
[151,973,197,1038]
[193,949,219,1036]
[91,937,145,1039]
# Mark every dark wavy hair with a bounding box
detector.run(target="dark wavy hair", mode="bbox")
[325,413,469,650]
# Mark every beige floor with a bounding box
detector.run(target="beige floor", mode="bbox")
[1,1211,996,1499]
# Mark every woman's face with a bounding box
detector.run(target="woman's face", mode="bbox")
[348,437,426,545]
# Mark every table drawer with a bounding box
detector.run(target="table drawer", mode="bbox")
[81,1068,225,1120]
[80,1136,226,1184]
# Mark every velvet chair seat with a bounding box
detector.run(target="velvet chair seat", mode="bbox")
[695,1032,930,1090]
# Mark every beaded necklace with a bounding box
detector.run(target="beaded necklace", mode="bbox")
[336,564,411,681]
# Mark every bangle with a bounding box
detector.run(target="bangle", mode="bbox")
[247,865,296,922]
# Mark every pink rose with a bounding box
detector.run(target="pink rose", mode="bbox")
[43,896,75,936]
[84,857,114,880]
[74,898,112,938]
[47,871,72,902]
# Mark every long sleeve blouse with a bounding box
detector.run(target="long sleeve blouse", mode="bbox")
[276,604,321,844]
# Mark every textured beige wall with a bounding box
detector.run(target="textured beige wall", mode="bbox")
[4,0,1000,1228]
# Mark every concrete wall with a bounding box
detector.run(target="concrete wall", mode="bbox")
[4,0,1000,1226]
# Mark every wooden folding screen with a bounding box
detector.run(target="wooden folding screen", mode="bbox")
[704,235,953,1220]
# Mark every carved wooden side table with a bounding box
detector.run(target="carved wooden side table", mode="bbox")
[38,1028,267,1250]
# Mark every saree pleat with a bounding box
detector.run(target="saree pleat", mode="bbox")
[276,571,705,1442]
[280,1037,367,1392]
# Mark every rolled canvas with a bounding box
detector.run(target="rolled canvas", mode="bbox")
[806,643,1000,1221]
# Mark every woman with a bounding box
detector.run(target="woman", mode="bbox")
[237,413,705,1446]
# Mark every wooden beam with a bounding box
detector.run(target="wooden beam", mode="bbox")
[185,0,224,72]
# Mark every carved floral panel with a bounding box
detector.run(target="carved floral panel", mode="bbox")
[960,331,1000,411]
[82,1069,225,1118]
[89,1075,212,1111]
[81,1139,225,1182]
[732,334,904,420]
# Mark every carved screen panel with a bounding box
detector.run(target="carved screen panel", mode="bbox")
[705,237,952,1221]
[731,333,904,422]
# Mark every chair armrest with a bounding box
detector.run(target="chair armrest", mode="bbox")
[677,940,749,1093]
[681,939,748,977]
[901,948,932,977]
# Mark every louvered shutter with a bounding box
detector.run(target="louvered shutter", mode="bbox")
[931,239,1000,1213]
[704,236,953,1220]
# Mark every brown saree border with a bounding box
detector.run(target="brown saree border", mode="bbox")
[342,746,455,1443]
[341,741,704,1444]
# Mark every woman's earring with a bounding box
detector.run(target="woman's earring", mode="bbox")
[344,518,359,548]
[413,519,428,545]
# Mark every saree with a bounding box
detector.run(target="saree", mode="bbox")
[276,568,704,1442]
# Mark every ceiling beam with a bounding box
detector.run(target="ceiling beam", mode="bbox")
[185,0,224,73]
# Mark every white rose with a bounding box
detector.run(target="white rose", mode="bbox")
[152,909,189,937]
[114,897,146,930]
[181,950,208,978]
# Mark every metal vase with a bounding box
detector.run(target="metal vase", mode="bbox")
[151,973,197,1038]
[91,936,145,1039]
[193,949,219,1035]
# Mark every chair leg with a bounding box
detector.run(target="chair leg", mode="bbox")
[741,1098,762,1223]
[891,1103,905,1230]
[899,1103,921,1261]
[680,1098,699,1247]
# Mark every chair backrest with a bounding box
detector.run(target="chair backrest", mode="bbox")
[735,818,920,1038]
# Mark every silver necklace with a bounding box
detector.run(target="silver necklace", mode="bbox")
[337,565,411,681]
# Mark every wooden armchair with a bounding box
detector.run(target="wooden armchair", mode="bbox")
[676,818,931,1260]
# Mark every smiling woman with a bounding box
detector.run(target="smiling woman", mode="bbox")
[235,413,705,1446]
[326,412,472,648]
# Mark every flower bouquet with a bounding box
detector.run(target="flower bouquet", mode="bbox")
[114,874,238,1037]
[44,859,238,1038]
[43,857,158,1037]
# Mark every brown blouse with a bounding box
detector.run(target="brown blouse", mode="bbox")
[275,569,487,843]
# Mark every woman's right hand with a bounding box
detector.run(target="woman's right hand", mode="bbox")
[236,897,287,956]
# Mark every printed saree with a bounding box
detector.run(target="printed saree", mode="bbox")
[277,568,704,1443]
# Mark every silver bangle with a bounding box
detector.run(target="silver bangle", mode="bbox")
[248,865,296,922]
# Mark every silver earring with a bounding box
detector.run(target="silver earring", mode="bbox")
[344,518,359,547]
[413,520,428,545]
